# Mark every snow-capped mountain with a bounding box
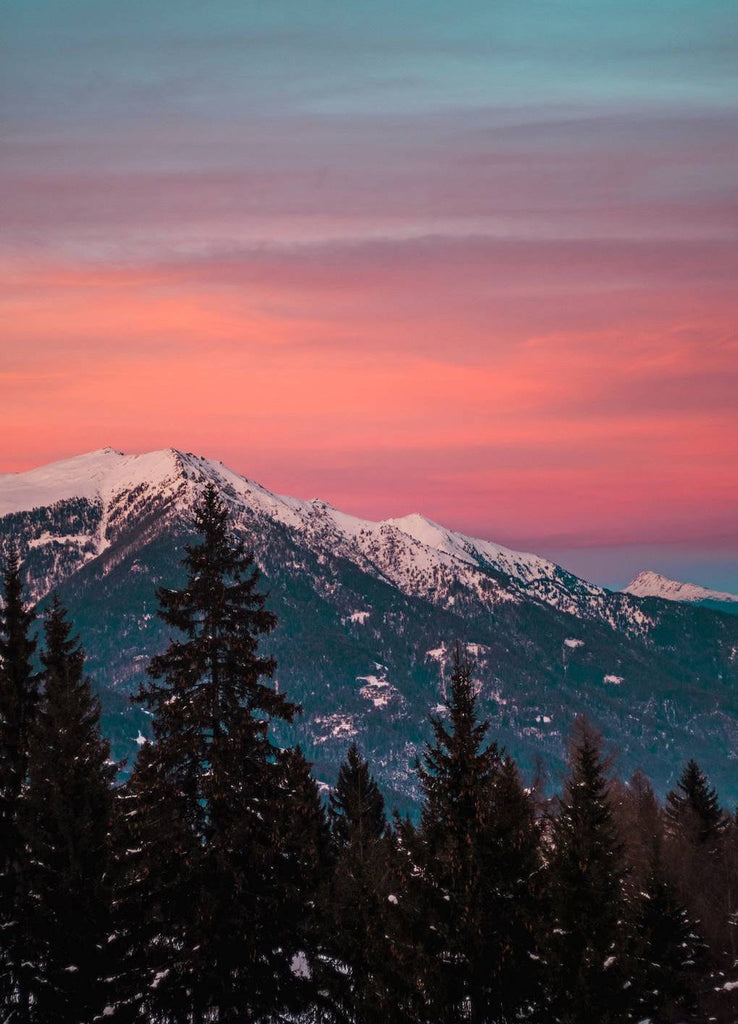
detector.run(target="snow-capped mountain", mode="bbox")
[624,570,738,611]
[1,448,737,808]
[0,446,590,595]
[0,447,638,626]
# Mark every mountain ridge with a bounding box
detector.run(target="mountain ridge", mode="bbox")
[0,447,585,594]
[1,448,737,808]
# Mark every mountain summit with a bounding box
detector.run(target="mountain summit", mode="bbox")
[1,449,737,806]
[0,447,588,598]
[624,570,738,608]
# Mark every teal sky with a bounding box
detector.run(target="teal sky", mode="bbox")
[4,0,737,118]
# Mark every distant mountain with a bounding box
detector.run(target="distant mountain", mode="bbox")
[624,570,738,616]
[1,448,737,810]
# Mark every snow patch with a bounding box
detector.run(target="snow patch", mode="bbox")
[357,674,397,708]
[290,951,311,980]
[28,532,93,549]
[314,713,357,742]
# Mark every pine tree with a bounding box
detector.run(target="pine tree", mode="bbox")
[124,483,300,1022]
[388,811,432,1022]
[415,645,504,1024]
[269,746,333,1019]
[665,759,727,849]
[19,595,117,1023]
[631,847,705,1023]
[110,740,201,1024]
[329,741,386,852]
[326,743,404,1022]
[663,761,732,1021]
[616,769,706,1021]
[0,548,38,1021]
[482,756,544,1022]
[545,718,629,1024]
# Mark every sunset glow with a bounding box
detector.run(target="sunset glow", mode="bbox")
[2,0,737,587]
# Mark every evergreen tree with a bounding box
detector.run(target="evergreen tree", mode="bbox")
[615,769,706,1021]
[329,741,386,851]
[20,595,116,1023]
[388,811,433,1023]
[326,743,404,1022]
[415,645,505,1024]
[631,847,705,1023]
[0,548,38,1021]
[545,718,629,1024]
[663,761,733,1021]
[269,746,333,1019]
[125,483,300,1022]
[665,759,727,849]
[482,756,544,1022]
[110,740,201,1024]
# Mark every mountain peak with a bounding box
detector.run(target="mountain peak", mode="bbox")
[0,448,127,516]
[623,570,738,605]
[0,447,597,597]
[0,447,196,517]
[386,512,472,560]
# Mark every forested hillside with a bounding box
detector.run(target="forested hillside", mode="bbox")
[2,487,737,1023]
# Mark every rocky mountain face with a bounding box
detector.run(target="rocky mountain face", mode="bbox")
[1,448,737,811]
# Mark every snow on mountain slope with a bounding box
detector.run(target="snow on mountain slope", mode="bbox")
[624,570,738,605]
[0,448,127,515]
[4,450,737,808]
[0,448,302,525]
[384,513,572,589]
[1,448,624,624]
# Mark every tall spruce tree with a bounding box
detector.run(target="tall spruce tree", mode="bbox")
[110,739,201,1024]
[631,847,705,1023]
[388,811,433,1023]
[0,548,38,1021]
[663,760,733,1021]
[269,746,333,1018]
[482,756,544,1022]
[665,759,727,849]
[125,483,300,1023]
[616,770,706,1022]
[329,742,386,851]
[326,743,404,1022]
[20,595,116,1023]
[415,645,507,1024]
[546,718,629,1024]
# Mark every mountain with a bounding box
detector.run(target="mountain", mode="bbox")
[624,570,738,615]
[1,448,737,810]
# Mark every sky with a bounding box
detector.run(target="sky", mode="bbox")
[1,0,737,590]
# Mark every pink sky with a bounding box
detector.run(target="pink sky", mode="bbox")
[3,242,736,563]
[2,1,737,588]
